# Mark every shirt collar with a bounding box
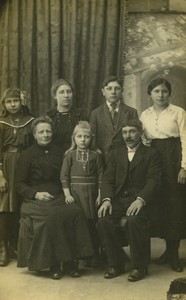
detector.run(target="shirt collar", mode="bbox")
[127,142,141,153]
[106,100,120,111]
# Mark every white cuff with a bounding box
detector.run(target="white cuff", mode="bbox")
[136,196,146,206]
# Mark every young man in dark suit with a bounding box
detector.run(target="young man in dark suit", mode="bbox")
[97,119,161,281]
[90,76,138,165]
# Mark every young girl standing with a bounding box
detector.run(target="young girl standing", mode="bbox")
[61,121,103,266]
[0,88,34,266]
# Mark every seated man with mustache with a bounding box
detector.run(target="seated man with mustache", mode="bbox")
[97,119,161,281]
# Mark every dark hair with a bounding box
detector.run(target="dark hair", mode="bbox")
[147,78,171,96]
[122,119,143,132]
[0,87,32,117]
[31,115,53,134]
[102,76,122,88]
[51,78,74,100]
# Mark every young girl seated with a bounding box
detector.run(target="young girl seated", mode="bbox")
[61,121,104,266]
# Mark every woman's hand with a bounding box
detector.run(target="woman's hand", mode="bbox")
[177,168,186,184]
[0,171,7,193]
[35,192,54,201]
[65,194,75,204]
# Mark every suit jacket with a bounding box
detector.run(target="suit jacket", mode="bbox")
[101,143,161,207]
[90,102,138,162]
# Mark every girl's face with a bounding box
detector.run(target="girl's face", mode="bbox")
[4,97,21,115]
[150,84,170,108]
[74,129,91,150]
[55,84,73,109]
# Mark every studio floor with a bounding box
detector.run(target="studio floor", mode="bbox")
[0,238,186,300]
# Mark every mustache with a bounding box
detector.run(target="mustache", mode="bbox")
[126,138,133,142]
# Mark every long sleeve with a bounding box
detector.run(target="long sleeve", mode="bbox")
[0,125,4,168]
[95,152,104,188]
[100,151,117,200]
[60,152,72,189]
[141,104,186,169]
[137,148,161,203]
[15,150,38,200]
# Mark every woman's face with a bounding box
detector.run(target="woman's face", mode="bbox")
[150,84,170,107]
[4,97,21,115]
[55,84,73,109]
[74,129,91,151]
[34,123,52,146]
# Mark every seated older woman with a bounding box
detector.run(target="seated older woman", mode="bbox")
[16,116,93,279]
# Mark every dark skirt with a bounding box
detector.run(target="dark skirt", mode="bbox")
[151,137,186,239]
[17,196,93,271]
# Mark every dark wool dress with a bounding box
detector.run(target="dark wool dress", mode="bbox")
[16,143,93,271]
[0,115,34,212]
[61,150,103,219]
[47,107,84,157]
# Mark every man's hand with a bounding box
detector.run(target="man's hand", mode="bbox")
[35,192,54,201]
[98,200,112,218]
[126,199,144,216]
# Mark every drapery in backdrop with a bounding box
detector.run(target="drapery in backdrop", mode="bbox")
[0,0,127,117]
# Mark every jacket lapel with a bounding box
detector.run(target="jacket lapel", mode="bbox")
[113,102,129,137]
[102,103,115,134]
[129,143,146,172]
[116,147,129,194]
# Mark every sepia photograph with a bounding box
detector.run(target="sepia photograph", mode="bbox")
[0,1,186,299]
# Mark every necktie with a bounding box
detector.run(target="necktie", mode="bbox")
[110,103,118,127]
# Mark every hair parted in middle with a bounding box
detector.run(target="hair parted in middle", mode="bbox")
[65,121,100,154]
[147,77,171,96]
[51,78,74,100]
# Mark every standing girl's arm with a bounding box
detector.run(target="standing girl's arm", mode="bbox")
[0,124,7,192]
[60,152,75,204]
[177,108,186,184]
[95,152,104,207]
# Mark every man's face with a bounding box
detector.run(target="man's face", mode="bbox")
[102,81,122,104]
[122,126,141,149]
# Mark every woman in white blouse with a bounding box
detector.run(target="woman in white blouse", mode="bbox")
[141,77,186,272]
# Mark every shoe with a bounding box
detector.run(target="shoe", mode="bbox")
[63,260,80,278]
[50,271,63,280]
[50,264,63,280]
[0,240,9,267]
[170,260,183,272]
[128,268,147,282]
[104,266,125,279]
[154,251,168,265]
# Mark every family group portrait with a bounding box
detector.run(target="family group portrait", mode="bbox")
[0,0,186,299]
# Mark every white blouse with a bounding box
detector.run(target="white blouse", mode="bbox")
[140,104,186,169]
